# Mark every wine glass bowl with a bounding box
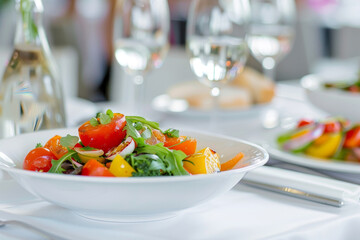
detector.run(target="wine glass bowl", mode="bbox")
[113,0,170,113]
[247,0,296,80]
[186,0,250,128]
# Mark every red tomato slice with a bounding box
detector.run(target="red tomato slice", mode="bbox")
[44,135,68,159]
[78,113,127,153]
[164,136,197,155]
[323,121,341,134]
[297,119,314,128]
[344,127,360,148]
[23,147,58,172]
[81,159,115,177]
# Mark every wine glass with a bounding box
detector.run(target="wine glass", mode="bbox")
[186,0,250,129]
[113,0,170,115]
[247,0,296,81]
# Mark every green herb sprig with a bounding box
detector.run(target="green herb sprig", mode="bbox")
[20,0,38,42]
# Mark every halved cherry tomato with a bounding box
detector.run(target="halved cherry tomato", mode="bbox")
[344,126,360,148]
[78,113,127,153]
[44,135,68,159]
[23,147,57,172]
[323,121,341,134]
[164,136,197,155]
[297,119,314,128]
[81,159,115,177]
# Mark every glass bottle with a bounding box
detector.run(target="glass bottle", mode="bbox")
[0,0,66,138]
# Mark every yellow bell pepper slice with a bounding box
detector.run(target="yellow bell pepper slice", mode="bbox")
[183,147,220,174]
[109,155,135,177]
[305,133,342,159]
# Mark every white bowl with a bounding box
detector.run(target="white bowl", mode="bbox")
[0,128,268,222]
[301,74,360,122]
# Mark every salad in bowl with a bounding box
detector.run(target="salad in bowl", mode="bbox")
[23,110,244,177]
[0,110,268,221]
[278,117,360,163]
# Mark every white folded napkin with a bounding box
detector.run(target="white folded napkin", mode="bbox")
[242,166,360,206]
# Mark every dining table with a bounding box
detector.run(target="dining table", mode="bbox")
[0,80,360,240]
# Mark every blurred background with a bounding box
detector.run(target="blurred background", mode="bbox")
[1,0,360,103]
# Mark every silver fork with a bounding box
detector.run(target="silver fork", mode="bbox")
[0,219,66,240]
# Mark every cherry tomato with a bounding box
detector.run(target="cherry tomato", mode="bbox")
[44,135,68,159]
[343,126,360,148]
[81,159,115,177]
[78,113,127,153]
[23,147,57,172]
[164,136,197,155]
[297,119,314,128]
[323,121,341,134]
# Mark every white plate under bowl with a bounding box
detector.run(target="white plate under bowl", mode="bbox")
[301,74,360,122]
[0,128,268,222]
[262,128,360,174]
[151,94,270,118]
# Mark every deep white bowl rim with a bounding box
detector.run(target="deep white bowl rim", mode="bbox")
[0,129,269,183]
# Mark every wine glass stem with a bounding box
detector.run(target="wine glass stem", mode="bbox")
[132,75,145,116]
[262,57,276,81]
[210,86,220,131]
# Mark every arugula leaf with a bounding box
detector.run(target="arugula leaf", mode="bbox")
[163,128,179,138]
[48,150,78,174]
[136,144,189,176]
[60,134,79,148]
[126,154,164,177]
[80,146,97,151]
[126,116,160,130]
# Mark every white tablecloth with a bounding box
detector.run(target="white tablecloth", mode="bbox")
[1,179,360,240]
[1,82,360,240]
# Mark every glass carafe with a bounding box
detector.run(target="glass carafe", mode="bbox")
[0,0,66,138]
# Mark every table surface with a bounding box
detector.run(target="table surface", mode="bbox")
[0,82,359,240]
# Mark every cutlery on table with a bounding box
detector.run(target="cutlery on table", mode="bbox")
[241,166,360,207]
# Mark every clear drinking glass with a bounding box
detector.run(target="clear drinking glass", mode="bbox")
[0,0,66,139]
[186,0,250,128]
[113,0,170,115]
[247,0,296,81]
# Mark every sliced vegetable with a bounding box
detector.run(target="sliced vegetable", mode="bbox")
[221,152,244,171]
[184,147,220,174]
[106,137,136,160]
[109,155,135,177]
[44,135,68,159]
[343,126,360,148]
[164,136,197,156]
[282,123,324,152]
[78,113,127,153]
[81,159,114,177]
[305,133,342,158]
[23,147,57,172]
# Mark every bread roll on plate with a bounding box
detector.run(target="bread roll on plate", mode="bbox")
[167,67,275,110]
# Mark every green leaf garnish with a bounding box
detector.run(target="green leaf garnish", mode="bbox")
[60,134,79,148]
[90,117,99,126]
[106,109,114,118]
[48,150,78,174]
[35,143,43,148]
[163,128,179,138]
[80,146,97,151]
[99,113,111,125]
[20,0,38,43]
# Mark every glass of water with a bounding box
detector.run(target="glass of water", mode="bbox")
[186,0,250,129]
[247,0,296,81]
[113,0,170,115]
